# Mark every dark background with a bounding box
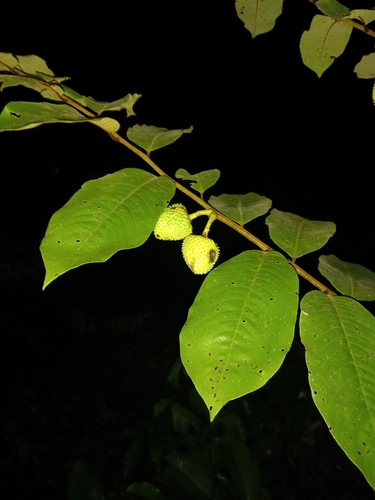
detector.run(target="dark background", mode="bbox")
[2,1,375,498]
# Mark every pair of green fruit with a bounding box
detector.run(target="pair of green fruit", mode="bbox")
[154,204,220,275]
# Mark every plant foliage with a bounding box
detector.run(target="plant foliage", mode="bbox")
[2,0,375,492]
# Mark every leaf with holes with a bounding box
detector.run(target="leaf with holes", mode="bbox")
[0,101,120,133]
[235,0,284,38]
[266,209,336,260]
[60,85,141,117]
[127,124,193,154]
[300,291,375,489]
[300,15,352,77]
[319,255,375,301]
[175,168,220,196]
[180,250,299,421]
[208,192,272,226]
[40,168,175,289]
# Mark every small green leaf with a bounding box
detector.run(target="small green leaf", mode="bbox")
[265,209,336,260]
[300,15,352,77]
[208,192,272,226]
[315,0,350,19]
[0,74,69,96]
[319,254,375,301]
[126,482,166,500]
[127,124,193,154]
[0,52,19,70]
[175,168,220,196]
[235,0,284,38]
[347,9,375,25]
[300,291,375,490]
[40,168,175,289]
[354,53,375,79]
[61,84,141,117]
[0,52,55,77]
[0,101,120,133]
[180,250,299,421]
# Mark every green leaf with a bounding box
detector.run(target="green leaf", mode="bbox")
[235,0,284,38]
[0,101,120,133]
[355,53,375,79]
[0,52,55,77]
[0,53,139,116]
[180,250,299,421]
[219,434,260,500]
[0,74,70,97]
[126,482,166,500]
[68,459,105,500]
[265,209,336,260]
[61,84,141,117]
[318,254,375,301]
[315,0,350,19]
[40,168,175,289]
[0,52,19,70]
[208,192,272,226]
[0,52,71,100]
[127,124,193,154]
[300,291,375,490]
[300,15,352,77]
[165,451,212,500]
[347,9,375,25]
[175,168,220,196]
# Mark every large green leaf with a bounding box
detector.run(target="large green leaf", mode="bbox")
[300,291,375,490]
[180,250,299,421]
[40,168,175,289]
[318,254,375,301]
[300,15,352,77]
[235,0,284,38]
[265,209,336,260]
[0,101,120,133]
[175,168,220,196]
[127,125,193,154]
[208,192,272,226]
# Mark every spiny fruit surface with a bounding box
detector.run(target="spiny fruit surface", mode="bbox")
[154,203,192,241]
[182,235,220,274]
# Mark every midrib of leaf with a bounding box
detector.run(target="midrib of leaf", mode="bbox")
[149,133,164,151]
[329,297,375,428]
[216,263,262,385]
[321,19,340,60]
[293,220,305,258]
[254,0,260,36]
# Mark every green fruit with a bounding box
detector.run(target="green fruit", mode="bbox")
[182,235,220,274]
[154,204,193,241]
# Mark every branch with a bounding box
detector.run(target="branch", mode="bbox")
[0,63,336,295]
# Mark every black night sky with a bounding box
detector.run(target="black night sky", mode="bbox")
[2,1,375,499]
